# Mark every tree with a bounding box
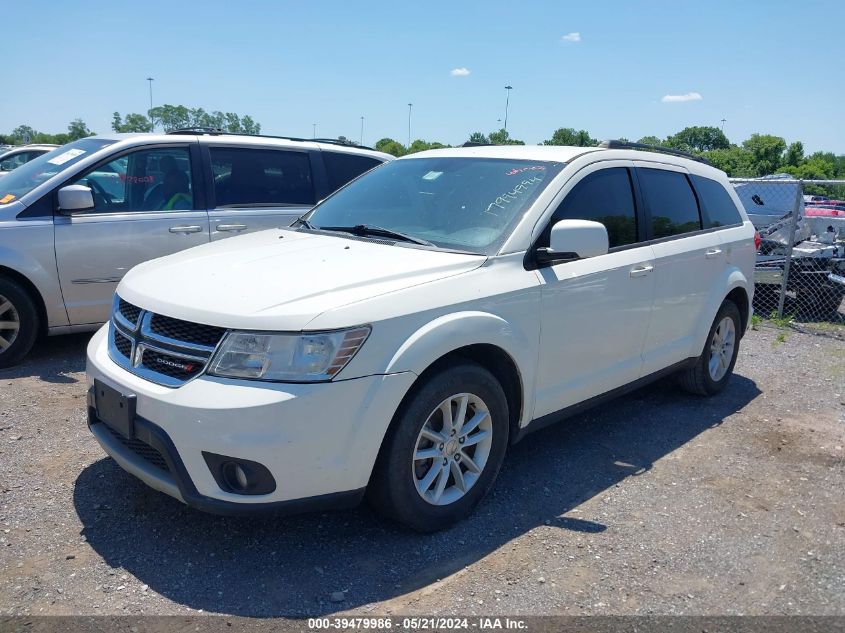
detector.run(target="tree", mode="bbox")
[637,135,662,146]
[742,134,787,176]
[67,118,94,141]
[467,132,489,144]
[406,139,450,154]
[785,141,804,167]
[664,126,729,153]
[112,112,153,133]
[542,128,596,147]
[374,137,406,156]
[147,104,191,131]
[487,128,524,145]
[702,146,756,177]
[146,104,262,133]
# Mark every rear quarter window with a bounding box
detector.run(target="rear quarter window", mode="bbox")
[322,151,383,193]
[691,175,743,228]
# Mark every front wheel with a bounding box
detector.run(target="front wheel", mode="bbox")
[0,277,39,369]
[368,361,509,532]
[679,299,742,396]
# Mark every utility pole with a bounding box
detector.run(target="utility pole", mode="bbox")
[407,103,413,149]
[360,116,364,146]
[146,77,155,130]
[503,85,513,133]
[313,123,317,138]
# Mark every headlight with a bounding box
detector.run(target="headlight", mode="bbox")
[208,326,370,382]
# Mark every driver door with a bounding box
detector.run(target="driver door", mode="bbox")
[54,144,210,325]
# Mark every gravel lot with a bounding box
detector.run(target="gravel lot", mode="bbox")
[0,325,843,617]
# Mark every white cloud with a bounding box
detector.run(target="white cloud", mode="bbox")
[661,91,703,103]
[450,67,471,77]
[561,32,581,42]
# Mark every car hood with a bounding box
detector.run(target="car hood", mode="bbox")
[118,228,485,331]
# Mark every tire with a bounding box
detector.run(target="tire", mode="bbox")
[679,299,742,396]
[0,277,39,369]
[367,361,509,532]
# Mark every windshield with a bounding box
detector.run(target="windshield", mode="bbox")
[304,157,565,254]
[0,138,116,205]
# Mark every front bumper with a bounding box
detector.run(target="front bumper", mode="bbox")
[85,325,417,514]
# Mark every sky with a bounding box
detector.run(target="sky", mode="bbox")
[2,0,844,153]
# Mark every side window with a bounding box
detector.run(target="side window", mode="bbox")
[210,147,315,207]
[73,147,193,213]
[547,167,638,248]
[691,175,743,228]
[0,153,27,171]
[322,152,382,192]
[638,168,702,238]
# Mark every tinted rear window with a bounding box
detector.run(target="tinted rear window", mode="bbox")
[210,147,314,207]
[691,175,743,228]
[322,151,383,192]
[639,168,702,238]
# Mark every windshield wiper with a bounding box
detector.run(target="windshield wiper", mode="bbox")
[316,224,434,247]
[293,216,315,230]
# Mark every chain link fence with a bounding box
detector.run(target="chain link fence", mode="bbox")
[730,177,845,325]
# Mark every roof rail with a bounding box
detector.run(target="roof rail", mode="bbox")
[167,127,225,135]
[164,128,375,150]
[598,139,713,166]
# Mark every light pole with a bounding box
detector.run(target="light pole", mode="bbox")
[407,103,413,149]
[360,116,364,146]
[720,118,726,131]
[503,85,513,133]
[313,123,317,138]
[146,77,154,130]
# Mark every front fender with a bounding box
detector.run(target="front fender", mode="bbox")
[384,310,536,425]
[0,219,68,329]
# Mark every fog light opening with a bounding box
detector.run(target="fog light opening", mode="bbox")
[222,461,250,492]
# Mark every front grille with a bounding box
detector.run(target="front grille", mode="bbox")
[150,314,226,347]
[104,425,170,472]
[108,295,227,387]
[141,348,204,380]
[118,299,142,326]
[113,330,132,358]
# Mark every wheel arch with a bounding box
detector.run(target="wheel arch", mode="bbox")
[383,311,533,435]
[691,268,751,356]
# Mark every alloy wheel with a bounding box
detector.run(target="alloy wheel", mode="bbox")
[412,392,494,506]
[0,294,20,354]
[708,316,736,381]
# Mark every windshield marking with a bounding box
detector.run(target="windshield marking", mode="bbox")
[484,176,544,215]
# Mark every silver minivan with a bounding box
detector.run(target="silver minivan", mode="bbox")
[0,130,391,366]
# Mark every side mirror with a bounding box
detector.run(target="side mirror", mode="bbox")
[57,185,94,213]
[536,219,609,264]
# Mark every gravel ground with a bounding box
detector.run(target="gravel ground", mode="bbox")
[0,326,843,617]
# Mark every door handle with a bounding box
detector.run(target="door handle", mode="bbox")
[216,224,248,232]
[629,264,654,278]
[169,225,203,234]
[705,248,723,259]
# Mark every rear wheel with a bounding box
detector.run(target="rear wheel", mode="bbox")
[679,300,741,396]
[368,361,509,532]
[0,277,39,369]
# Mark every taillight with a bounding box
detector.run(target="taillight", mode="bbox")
[754,231,762,251]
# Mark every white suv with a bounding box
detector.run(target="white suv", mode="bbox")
[85,141,756,531]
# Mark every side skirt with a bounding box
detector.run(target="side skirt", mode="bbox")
[512,358,697,444]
